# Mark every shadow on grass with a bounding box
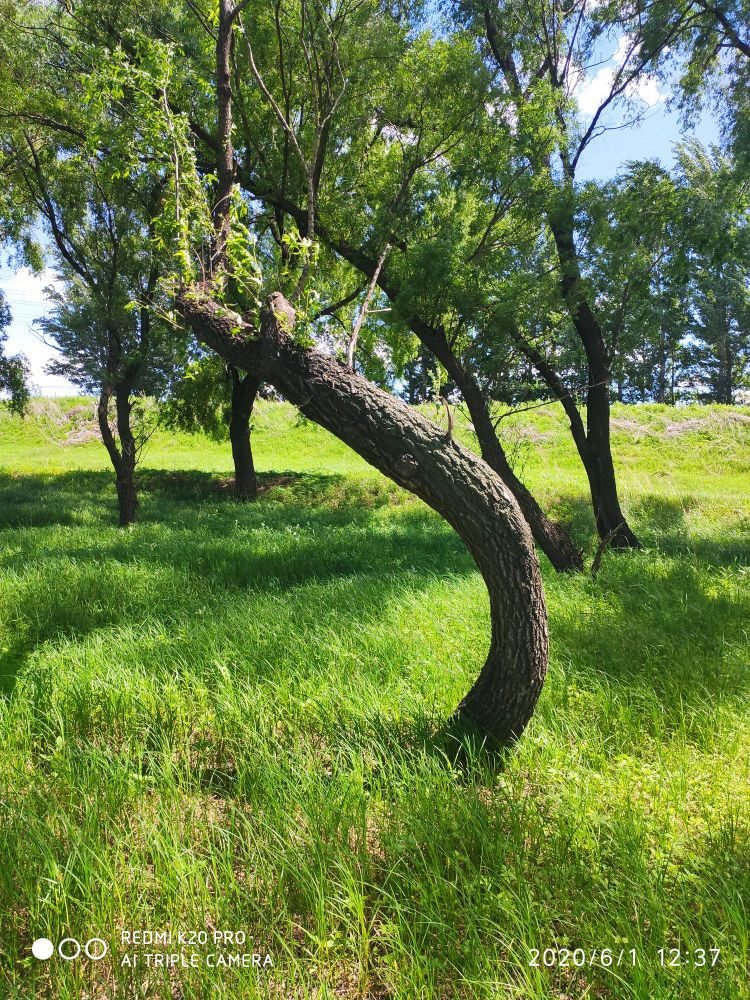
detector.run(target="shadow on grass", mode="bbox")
[0,468,406,530]
[629,493,750,564]
[0,469,109,528]
[0,470,462,583]
[0,469,469,698]
[631,493,689,533]
[548,493,597,551]
[178,709,517,798]
[550,490,694,547]
[534,553,750,755]
[2,471,747,741]
[550,490,750,566]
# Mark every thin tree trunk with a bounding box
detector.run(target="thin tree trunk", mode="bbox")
[180,288,549,747]
[583,374,639,547]
[229,365,260,499]
[548,216,640,549]
[407,366,417,405]
[347,243,389,370]
[244,121,633,552]
[212,0,235,266]
[114,386,138,526]
[657,327,667,403]
[716,303,733,404]
[512,329,640,548]
[97,387,138,526]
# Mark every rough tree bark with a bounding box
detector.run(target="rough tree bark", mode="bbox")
[97,386,138,526]
[178,287,549,746]
[229,365,260,499]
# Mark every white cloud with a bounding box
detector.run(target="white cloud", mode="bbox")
[1,266,61,300]
[576,71,617,116]
[575,34,664,117]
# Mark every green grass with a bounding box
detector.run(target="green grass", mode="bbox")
[0,397,748,999]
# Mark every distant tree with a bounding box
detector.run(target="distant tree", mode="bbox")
[0,292,30,415]
[675,142,750,402]
[31,168,186,525]
[581,162,691,404]
[1,1,191,524]
[402,349,440,406]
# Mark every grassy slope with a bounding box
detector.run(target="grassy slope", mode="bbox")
[0,398,748,999]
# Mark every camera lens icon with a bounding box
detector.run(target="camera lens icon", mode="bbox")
[31,937,108,961]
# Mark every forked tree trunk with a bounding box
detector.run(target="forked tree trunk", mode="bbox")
[115,474,138,526]
[229,366,260,499]
[97,387,138,527]
[179,288,549,746]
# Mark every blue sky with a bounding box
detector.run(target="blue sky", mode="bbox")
[1,80,720,396]
[575,102,720,183]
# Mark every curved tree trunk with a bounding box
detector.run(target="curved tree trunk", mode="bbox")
[179,288,549,746]
[97,387,138,527]
[229,366,260,499]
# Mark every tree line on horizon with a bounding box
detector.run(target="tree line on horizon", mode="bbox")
[0,0,748,744]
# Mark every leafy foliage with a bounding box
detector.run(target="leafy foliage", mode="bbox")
[0,295,30,416]
[160,353,235,441]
